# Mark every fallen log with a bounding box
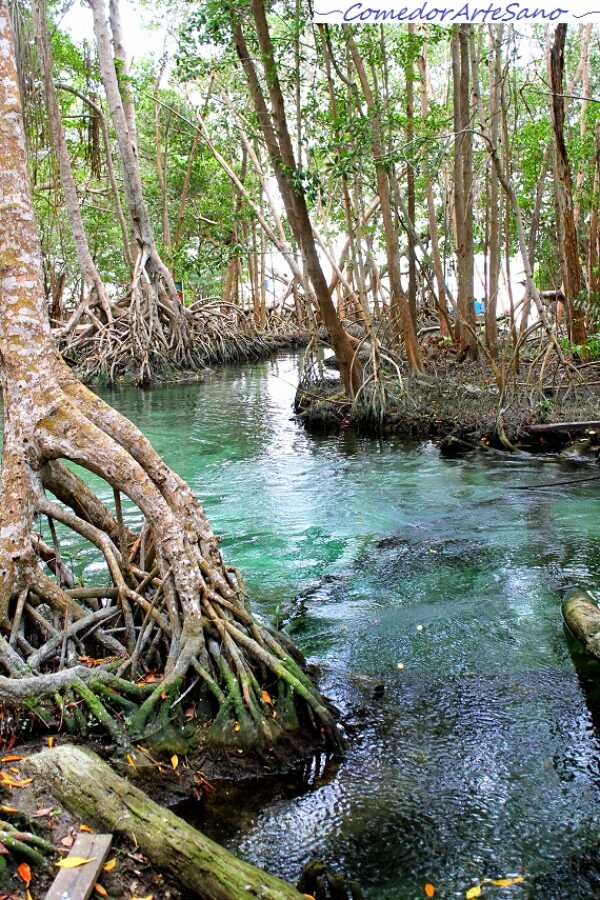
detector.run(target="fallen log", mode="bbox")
[525,420,600,436]
[562,589,600,658]
[25,745,303,900]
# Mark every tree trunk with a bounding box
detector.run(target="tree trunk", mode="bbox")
[344,30,422,372]
[33,0,113,326]
[406,25,417,330]
[486,25,503,357]
[25,745,303,899]
[88,0,191,384]
[548,24,587,347]
[231,5,361,394]
[0,0,338,756]
[418,44,451,339]
[452,25,477,357]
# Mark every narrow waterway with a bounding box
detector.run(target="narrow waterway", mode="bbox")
[65,353,600,898]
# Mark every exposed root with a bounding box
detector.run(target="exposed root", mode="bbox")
[59,295,273,386]
[0,362,341,760]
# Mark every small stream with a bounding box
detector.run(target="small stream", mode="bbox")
[64,353,600,898]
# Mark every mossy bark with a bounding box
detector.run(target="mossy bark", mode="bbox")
[26,745,303,900]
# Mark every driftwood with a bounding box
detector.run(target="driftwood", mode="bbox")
[562,589,600,658]
[25,745,303,900]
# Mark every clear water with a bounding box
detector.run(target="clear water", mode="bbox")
[59,354,600,899]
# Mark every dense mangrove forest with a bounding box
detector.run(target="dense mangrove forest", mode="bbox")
[1,0,600,896]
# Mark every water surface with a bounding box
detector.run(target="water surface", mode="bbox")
[64,354,600,898]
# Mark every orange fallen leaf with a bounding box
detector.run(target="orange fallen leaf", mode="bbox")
[137,672,161,684]
[303,895,316,900]
[94,884,108,897]
[17,862,31,885]
[0,805,17,814]
[261,689,273,705]
[47,736,55,749]
[127,754,137,772]
[103,858,117,872]
[0,773,32,788]
[171,755,178,770]
[1,754,23,763]
[489,877,525,887]
[424,884,436,897]
[79,656,118,668]
[80,824,93,833]
[56,855,96,869]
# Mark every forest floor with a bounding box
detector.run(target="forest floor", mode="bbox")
[0,752,185,898]
[0,727,331,899]
[296,337,600,457]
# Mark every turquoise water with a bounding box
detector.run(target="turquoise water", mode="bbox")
[62,354,600,898]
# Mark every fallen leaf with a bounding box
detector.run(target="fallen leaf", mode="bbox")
[79,656,118,668]
[127,754,138,772]
[17,862,31,885]
[94,884,108,897]
[130,895,154,900]
[0,805,17,814]
[0,774,32,788]
[170,755,178,770]
[261,689,273,705]
[466,886,482,899]
[103,858,117,872]
[47,736,55,749]
[489,877,525,887]
[424,884,436,897]
[233,721,241,732]
[33,807,54,818]
[0,755,23,763]
[303,896,316,900]
[137,672,161,684]
[56,856,96,869]
[60,835,75,849]
[26,891,33,900]
[80,824,93,833]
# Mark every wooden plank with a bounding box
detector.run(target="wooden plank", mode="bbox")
[45,833,112,900]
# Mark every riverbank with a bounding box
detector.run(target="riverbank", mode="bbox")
[295,350,600,457]
[69,327,311,386]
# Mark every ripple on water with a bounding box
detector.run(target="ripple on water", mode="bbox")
[42,354,600,899]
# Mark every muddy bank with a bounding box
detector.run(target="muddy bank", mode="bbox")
[295,361,600,457]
